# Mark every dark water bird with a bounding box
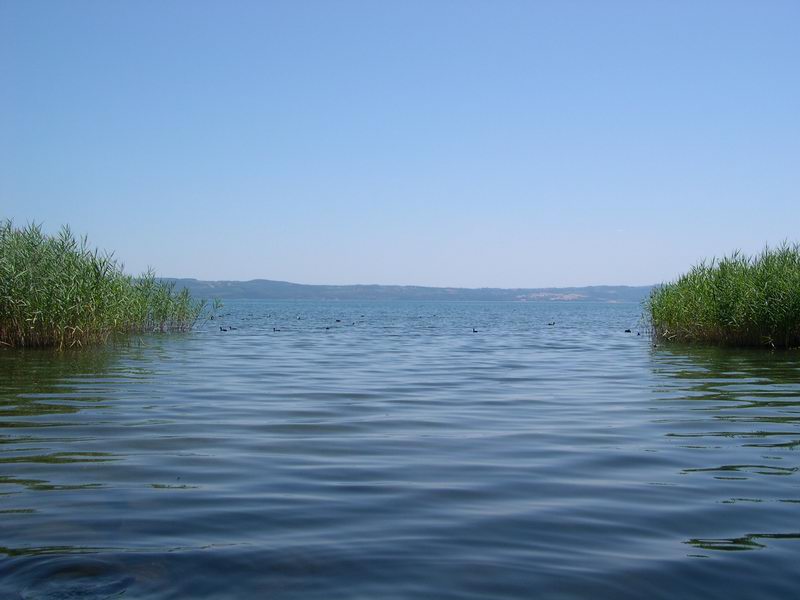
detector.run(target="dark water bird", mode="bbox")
[624,329,632,333]
[297,316,301,320]
[272,327,280,332]
[229,326,237,330]
[547,321,556,326]
[336,319,341,323]
[325,326,330,330]
[219,327,228,332]
[472,328,478,333]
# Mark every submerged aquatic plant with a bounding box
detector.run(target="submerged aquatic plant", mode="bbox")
[0,220,206,349]
[649,243,800,348]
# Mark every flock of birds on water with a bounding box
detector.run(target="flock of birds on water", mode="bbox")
[213,313,641,336]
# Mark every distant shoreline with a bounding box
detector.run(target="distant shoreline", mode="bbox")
[165,278,653,303]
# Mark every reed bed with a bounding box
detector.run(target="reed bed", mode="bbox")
[649,243,800,348]
[0,221,206,349]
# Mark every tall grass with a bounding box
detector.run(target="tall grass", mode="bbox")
[649,243,800,348]
[0,221,206,349]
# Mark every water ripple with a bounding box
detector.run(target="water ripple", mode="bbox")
[1,301,799,598]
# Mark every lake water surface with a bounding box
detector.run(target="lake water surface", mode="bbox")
[1,301,799,599]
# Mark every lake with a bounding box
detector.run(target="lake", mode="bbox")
[1,300,799,599]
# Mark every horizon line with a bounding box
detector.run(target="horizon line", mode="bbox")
[162,276,657,291]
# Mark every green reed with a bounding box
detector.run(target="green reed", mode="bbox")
[0,221,206,349]
[649,243,800,348]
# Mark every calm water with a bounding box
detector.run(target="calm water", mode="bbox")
[2,301,800,599]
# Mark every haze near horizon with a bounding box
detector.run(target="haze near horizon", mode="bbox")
[2,1,798,288]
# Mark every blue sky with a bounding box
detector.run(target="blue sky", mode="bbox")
[2,1,798,287]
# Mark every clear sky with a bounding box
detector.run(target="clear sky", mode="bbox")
[2,1,798,288]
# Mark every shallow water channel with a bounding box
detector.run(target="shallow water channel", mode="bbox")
[1,301,799,598]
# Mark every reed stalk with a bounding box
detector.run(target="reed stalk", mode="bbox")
[649,243,800,348]
[0,220,206,349]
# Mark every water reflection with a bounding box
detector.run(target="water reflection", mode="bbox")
[652,345,800,553]
[0,346,133,553]
[686,532,800,552]
[0,347,117,420]
[653,344,800,388]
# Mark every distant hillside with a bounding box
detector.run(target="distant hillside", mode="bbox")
[166,278,653,303]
